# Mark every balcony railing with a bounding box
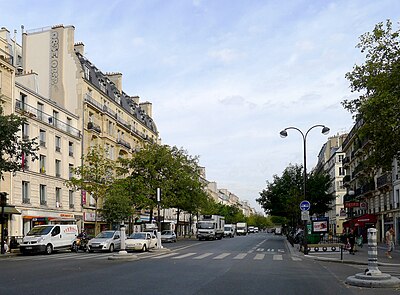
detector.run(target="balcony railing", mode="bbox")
[15,100,81,138]
[377,173,390,189]
[87,122,101,133]
[117,138,131,149]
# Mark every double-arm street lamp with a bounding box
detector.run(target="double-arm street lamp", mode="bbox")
[280,125,330,255]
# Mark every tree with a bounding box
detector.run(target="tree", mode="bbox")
[100,178,134,226]
[342,19,400,172]
[0,104,38,179]
[257,164,334,227]
[118,143,208,232]
[66,145,116,234]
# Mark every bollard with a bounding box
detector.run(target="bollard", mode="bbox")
[345,227,400,287]
[365,228,381,276]
[340,244,343,261]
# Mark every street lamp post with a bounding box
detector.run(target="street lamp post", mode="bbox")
[280,125,330,255]
[0,192,8,255]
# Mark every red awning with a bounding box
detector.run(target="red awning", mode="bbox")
[343,214,377,228]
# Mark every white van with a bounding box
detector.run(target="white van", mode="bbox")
[20,224,78,255]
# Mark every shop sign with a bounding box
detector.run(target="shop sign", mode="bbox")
[344,202,360,208]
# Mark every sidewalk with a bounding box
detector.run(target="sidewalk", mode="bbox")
[286,240,400,266]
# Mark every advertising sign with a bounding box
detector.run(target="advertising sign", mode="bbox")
[311,217,329,234]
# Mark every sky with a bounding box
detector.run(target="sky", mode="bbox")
[2,0,399,212]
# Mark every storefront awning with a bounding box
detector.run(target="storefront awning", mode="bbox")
[2,206,21,215]
[343,213,377,228]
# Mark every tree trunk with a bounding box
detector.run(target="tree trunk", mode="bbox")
[176,208,180,236]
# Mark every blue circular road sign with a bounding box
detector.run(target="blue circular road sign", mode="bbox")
[300,200,311,211]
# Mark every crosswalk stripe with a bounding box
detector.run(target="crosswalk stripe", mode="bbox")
[213,253,230,259]
[152,252,179,259]
[273,254,283,260]
[194,253,213,259]
[291,256,302,261]
[254,254,265,260]
[172,252,197,259]
[233,253,247,259]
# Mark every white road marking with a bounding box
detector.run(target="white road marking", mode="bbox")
[254,254,265,260]
[193,253,213,259]
[172,252,197,259]
[213,253,231,259]
[273,254,283,260]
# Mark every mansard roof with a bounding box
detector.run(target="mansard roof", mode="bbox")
[75,52,157,134]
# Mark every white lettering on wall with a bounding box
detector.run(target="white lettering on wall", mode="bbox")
[50,31,59,85]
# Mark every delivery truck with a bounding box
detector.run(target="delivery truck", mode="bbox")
[196,215,225,240]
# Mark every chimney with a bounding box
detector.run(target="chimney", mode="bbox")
[106,72,122,92]
[139,101,152,118]
[131,95,140,104]
[74,42,85,55]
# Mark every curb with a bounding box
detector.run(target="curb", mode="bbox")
[285,239,400,266]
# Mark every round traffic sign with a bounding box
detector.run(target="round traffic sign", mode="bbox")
[300,200,311,211]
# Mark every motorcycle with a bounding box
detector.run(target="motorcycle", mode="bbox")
[72,236,89,253]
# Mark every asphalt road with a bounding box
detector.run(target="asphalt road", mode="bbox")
[1,233,398,295]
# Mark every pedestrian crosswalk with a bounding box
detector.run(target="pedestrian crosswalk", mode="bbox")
[3,248,300,263]
[152,251,299,262]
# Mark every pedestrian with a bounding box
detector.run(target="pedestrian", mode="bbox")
[347,228,356,255]
[2,240,8,254]
[385,226,395,259]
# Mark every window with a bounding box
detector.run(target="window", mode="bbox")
[69,164,74,180]
[56,187,61,207]
[66,117,72,132]
[55,136,61,152]
[22,181,30,203]
[55,160,61,177]
[39,129,46,147]
[339,167,345,176]
[89,112,94,123]
[69,142,74,157]
[108,121,113,135]
[40,184,47,205]
[52,110,59,127]
[338,155,344,162]
[37,102,44,120]
[39,155,46,174]
[20,93,27,110]
[22,123,29,140]
[89,193,96,207]
[69,190,74,209]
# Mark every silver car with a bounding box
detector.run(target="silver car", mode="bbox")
[87,230,121,252]
[161,230,177,243]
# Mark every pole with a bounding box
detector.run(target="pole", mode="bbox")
[156,188,161,233]
[302,136,308,255]
[280,125,329,256]
[0,192,7,255]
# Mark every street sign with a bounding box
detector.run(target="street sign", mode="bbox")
[300,200,311,211]
[301,211,309,221]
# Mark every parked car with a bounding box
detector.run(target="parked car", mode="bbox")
[87,230,121,252]
[161,230,177,243]
[20,224,78,255]
[125,232,157,252]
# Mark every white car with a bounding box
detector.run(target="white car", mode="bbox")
[87,230,121,252]
[125,232,157,252]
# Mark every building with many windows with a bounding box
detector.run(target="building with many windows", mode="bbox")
[315,133,347,235]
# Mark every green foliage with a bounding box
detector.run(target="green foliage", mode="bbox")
[66,145,116,234]
[246,213,273,229]
[0,104,39,179]
[342,19,400,172]
[101,179,134,224]
[257,164,334,226]
[118,143,208,215]
[201,201,246,224]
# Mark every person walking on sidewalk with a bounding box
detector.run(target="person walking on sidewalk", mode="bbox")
[347,228,356,255]
[385,226,395,259]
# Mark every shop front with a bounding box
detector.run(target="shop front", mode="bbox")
[343,213,377,243]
